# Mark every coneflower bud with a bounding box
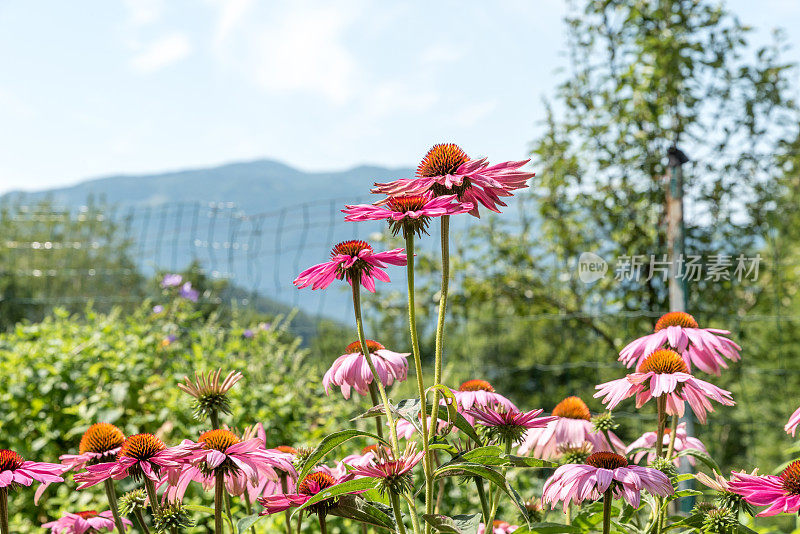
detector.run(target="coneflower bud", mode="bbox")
[701,507,737,533]
[591,411,619,433]
[649,456,678,481]
[118,489,148,515]
[178,369,243,423]
[557,442,593,465]
[153,501,194,533]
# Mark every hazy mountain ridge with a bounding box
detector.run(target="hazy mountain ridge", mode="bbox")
[1,159,415,214]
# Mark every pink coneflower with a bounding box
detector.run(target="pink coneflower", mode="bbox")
[466,406,556,445]
[371,144,534,217]
[294,240,406,293]
[258,471,355,516]
[0,449,63,491]
[728,462,800,516]
[323,340,410,399]
[42,510,132,533]
[36,423,127,504]
[395,416,450,439]
[343,194,473,238]
[594,349,735,424]
[517,397,625,459]
[161,429,293,502]
[60,423,126,471]
[619,312,741,375]
[478,520,518,534]
[348,442,424,495]
[75,434,200,489]
[453,380,517,412]
[626,422,707,466]
[786,406,800,437]
[542,452,673,510]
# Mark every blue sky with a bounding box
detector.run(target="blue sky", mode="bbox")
[0,0,798,195]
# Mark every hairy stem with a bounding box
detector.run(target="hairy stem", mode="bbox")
[484,439,512,529]
[405,234,433,524]
[318,514,329,534]
[0,488,8,534]
[280,474,293,534]
[352,282,400,455]
[401,492,422,534]
[427,215,450,531]
[475,478,490,522]
[104,479,127,534]
[666,415,679,460]
[602,488,613,534]
[655,396,667,458]
[133,509,150,534]
[144,477,160,514]
[390,492,408,534]
[602,429,620,455]
[214,471,225,534]
[368,383,385,441]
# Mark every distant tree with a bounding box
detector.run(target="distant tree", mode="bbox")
[372,0,798,473]
[0,199,144,329]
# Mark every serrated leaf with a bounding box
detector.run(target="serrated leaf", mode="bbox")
[422,513,482,534]
[297,430,389,481]
[328,495,396,531]
[291,477,379,519]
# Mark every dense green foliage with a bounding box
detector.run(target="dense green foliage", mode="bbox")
[0,299,346,532]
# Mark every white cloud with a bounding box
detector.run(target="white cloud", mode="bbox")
[212,0,255,44]
[214,2,360,104]
[124,0,165,26]
[421,43,463,65]
[455,100,498,127]
[130,33,192,73]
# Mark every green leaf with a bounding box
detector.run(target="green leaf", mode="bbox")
[442,446,555,469]
[236,514,266,532]
[427,385,483,444]
[503,455,557,468]
[328,495,397,531]
[432,462,529,521]
[676,449,720,472]
[512,522,581,533]
[422,513,482,534]
[184,504,216,515]
[297,430,389,481]
[291,477,379,518]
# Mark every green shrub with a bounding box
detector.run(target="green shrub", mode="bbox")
[0,300,345,532]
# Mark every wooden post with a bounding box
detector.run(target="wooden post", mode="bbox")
[666,145,694,512]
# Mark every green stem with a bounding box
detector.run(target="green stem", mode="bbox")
[103,479,127,534]
[655,396,667,458]
[210,409,220,430]
[280,474,293,534]
[368,383,386,441]
[401,492,422,534]
[666,415,679,460]
[475,478,490,523]
[225,490,234,531]
[426,215,450,532]
[405,233,433,524]
[144,477,161,514]
[352,282,400,456]
[214,471,225,534]
[244,493,257,534]
[602,429,620,455]
[390,492,408,534]
[318,514,329,534]
[484,439,512,529]
[0,488,8,534]
[133,509,150,534]
[602,488,613,534]
[295,511,303,534]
